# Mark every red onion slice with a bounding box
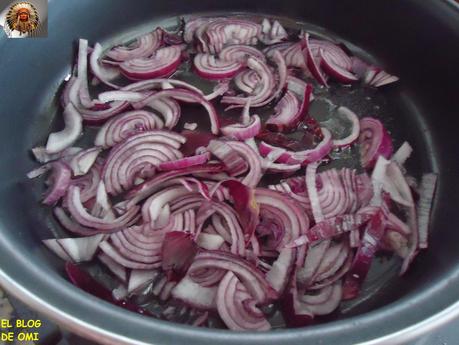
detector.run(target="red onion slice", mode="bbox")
[90,43,120,89]
[106,29,163,61]
[172,276,217,310]
[259,127,332,165]
[310,39,352,71]
[233,69,260,94]
[320,49,358,84]
[45,103,83,154]
[219,45,265,63]
[202,19,261,54]
[189,250,277,303]
[94,110,164,148]
[102,130,185,195]
[358,117,393,169]
[331,107,360,147]
[305,161,323,223]
[66,186,139,231]
[43,234,104,263]
[302,33,328,87]
[226,141,263,187]
[259,19,288,45]
[137,89,220,134]
[42,162,72,206]
[158,153,210,171]
[221,115,261,141]
[221,55,275,107]
[120,46,182,80]
[193,53,243,80]
[265,79,312,132]
[69,147,102,176]
[417,173,438,249]
[343,211,385,299]
[162,231,199,281]
[217,272,271,331]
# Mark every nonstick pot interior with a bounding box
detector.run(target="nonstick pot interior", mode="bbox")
[0,0,459,344]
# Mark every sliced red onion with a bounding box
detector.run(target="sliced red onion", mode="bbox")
[221,115,261,141]
[90,43,120,89]
[382,162,414,207]
[172,275,217,310]
[189,250,277,304]
[305,161,323,223]
[332,107,360,147]
[102,130,185,195]
[136,89,220,134]
[79,101,130,125]
[343,211,385,299]
[233,69,260,94]
[183,122,198,131]
[217,272,270,331]
[77,39,100,109]
[95,110,164,148]
[358,117,393,169]
[42,161,72,206]
[310,39,352,71]
[259,19,288,45]
[320,49,358,83]
[195,201,245,255]
[207,140,248,177]
[193,53,243,80]
[128,269,159,293]
[31,146,82,164]
[45,103,83,154]
[255,188,308,249]
[365,68,399,88]
[201,19,261,54]
[123,78,203,96]
[297,281,342,315]
[296,240,331,286]
[417,173,437,249]
[302,33,328,86]
[162,231,199,281]
[197,233,225,250]
[221,56,275,107]
[226,141,263,187]
[222,180,260,243]
[106,29,163,61]
[158,152,210,171]
[204,80,231,101]
[266,248,295,294]
[184,17,214,43]
[392,141,413,167]
[120,46,182,80]
[43,234,104,263]
[281,42,307,70]
[97,91,146,103]
[259,127,332,165]
[265,79,312,132]
[66,186,139,231]
[69,147,102,176]
[125,163,223,207]
[219,45,265,63]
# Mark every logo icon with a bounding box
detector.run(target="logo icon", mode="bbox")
[4,2,39,37]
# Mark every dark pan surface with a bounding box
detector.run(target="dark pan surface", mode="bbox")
[0,0,458,344]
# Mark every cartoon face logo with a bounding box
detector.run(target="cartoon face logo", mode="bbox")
[4,2,39,37]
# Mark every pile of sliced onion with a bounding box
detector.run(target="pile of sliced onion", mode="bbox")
[29,15,434,333]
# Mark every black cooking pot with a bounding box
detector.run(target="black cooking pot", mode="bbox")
[1,0,459,344]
